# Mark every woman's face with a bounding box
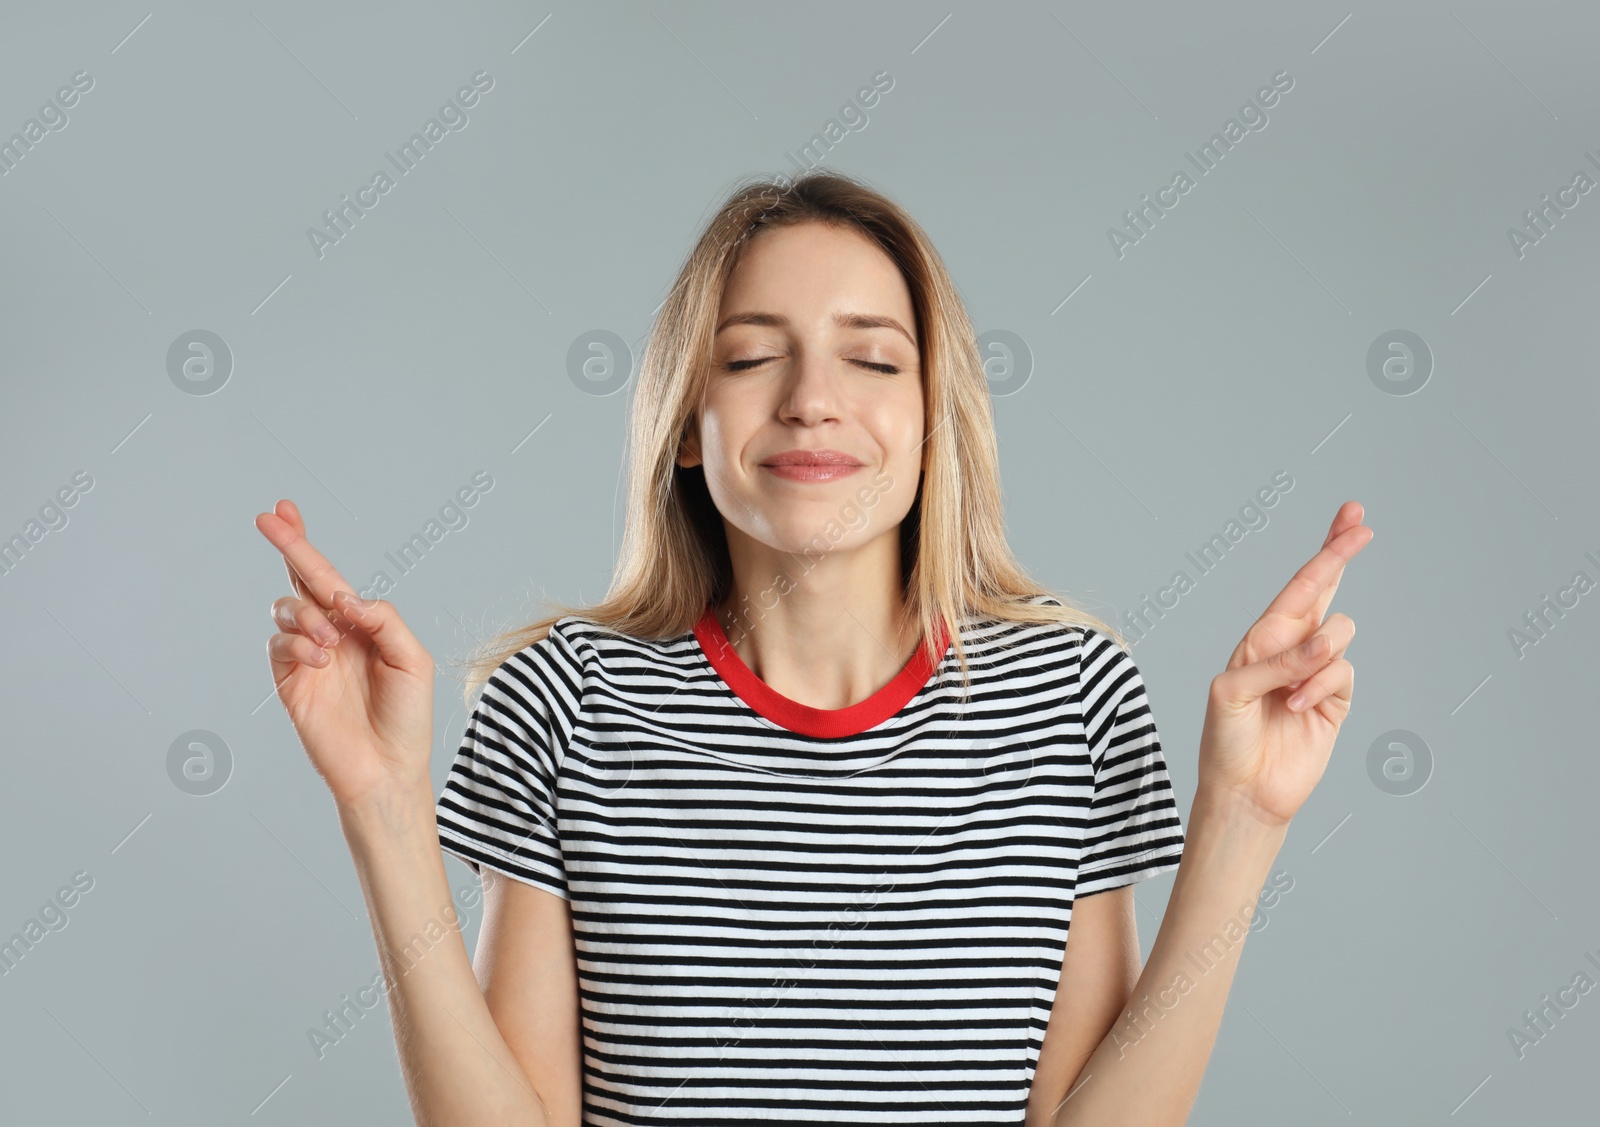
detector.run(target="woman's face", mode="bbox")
[678,220,925,562]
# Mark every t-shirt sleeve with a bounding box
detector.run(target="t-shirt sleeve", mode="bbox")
[1073,626,1186,898]
[434,621,583,901]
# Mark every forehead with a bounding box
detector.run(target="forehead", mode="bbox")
[718,221,915,326]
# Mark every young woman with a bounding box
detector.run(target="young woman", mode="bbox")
[257,170,1370,1126]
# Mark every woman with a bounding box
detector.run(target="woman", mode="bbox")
[257,169,1369,1126]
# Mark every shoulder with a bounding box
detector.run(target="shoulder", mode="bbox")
[489,618,584,682]
[1021,593,1136,670]
[544,613,695,666]
[494,613,697,690]
[969,597,1148,737]
[478,617,602,719]
[967,594,1130,673]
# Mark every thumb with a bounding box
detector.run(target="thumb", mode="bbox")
[332,591,427,673]
[1218,633,1330,705]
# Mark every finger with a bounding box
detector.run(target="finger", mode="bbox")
[1321,501,1364,548]
[1218,631,1335,706]
[1254,613,1353,706]
[277,497,305,529]
[256,499,311,597]
[1285,614,1355,689]
[275,499,308,593]
[1306,502,1367,626]
[1286,658,1354,714]
[268,629,330,685]
[1256,512,1373,627]
[255,504,358,613]
[259,499,329,605]
[272,595,346,649]
[330,592,429,673]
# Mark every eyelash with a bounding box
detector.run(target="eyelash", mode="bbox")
[726,358,900,374]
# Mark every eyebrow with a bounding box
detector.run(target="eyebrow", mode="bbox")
[713,310,917,348]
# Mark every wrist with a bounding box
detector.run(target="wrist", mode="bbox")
[1191,784,1294,841]
[1175,790,1289,910]
[336,779,440,847]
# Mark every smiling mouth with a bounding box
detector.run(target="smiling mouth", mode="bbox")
[761,462,865,481]
[760,449,863,466]
[759,449,865,481]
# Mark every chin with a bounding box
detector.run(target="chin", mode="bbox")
[761,515,876,556]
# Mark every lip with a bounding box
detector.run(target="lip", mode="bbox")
[759,448,866,483]
[762,463,864,481]
[759,449,864,467]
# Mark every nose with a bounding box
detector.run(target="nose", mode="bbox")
[777,344,843,426]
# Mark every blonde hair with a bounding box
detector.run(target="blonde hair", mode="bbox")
[455,168,1127,707]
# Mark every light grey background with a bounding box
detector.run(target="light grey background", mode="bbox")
[2,1,1596,1123]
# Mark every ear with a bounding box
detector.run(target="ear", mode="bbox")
[676,420,702,469]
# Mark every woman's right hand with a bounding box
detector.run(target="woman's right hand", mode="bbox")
[255,499,435,811]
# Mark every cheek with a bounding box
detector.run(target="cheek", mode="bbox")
[697,393,760,472]
[697,413,730,469]
[876,386,925,454]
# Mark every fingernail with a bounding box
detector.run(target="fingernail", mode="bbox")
[315,624,340,647]
[1300,636,1326,659]
[1287,691,1306,710]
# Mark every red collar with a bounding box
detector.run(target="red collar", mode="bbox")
[693,607,951,738]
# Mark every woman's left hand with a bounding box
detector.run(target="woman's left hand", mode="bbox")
[1196,501,1374,829]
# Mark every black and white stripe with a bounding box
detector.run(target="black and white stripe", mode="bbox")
[436,595,1186,1125]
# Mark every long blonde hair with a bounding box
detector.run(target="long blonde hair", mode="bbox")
[456,168,1127,706]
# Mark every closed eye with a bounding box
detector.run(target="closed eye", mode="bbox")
[726,358,901,374]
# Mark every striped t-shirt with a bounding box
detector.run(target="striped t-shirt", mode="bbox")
[435,594,1186,1125]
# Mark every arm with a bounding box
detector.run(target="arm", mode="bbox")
[255,500,583,1125]
[340,783,560,1127]
[1046,788,1286,1126]
[1048,502,1370,1125]
[1025,885,1142,1127]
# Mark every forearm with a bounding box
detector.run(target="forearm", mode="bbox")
[337,784,550,1127]
[1052,787,1289,1127]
